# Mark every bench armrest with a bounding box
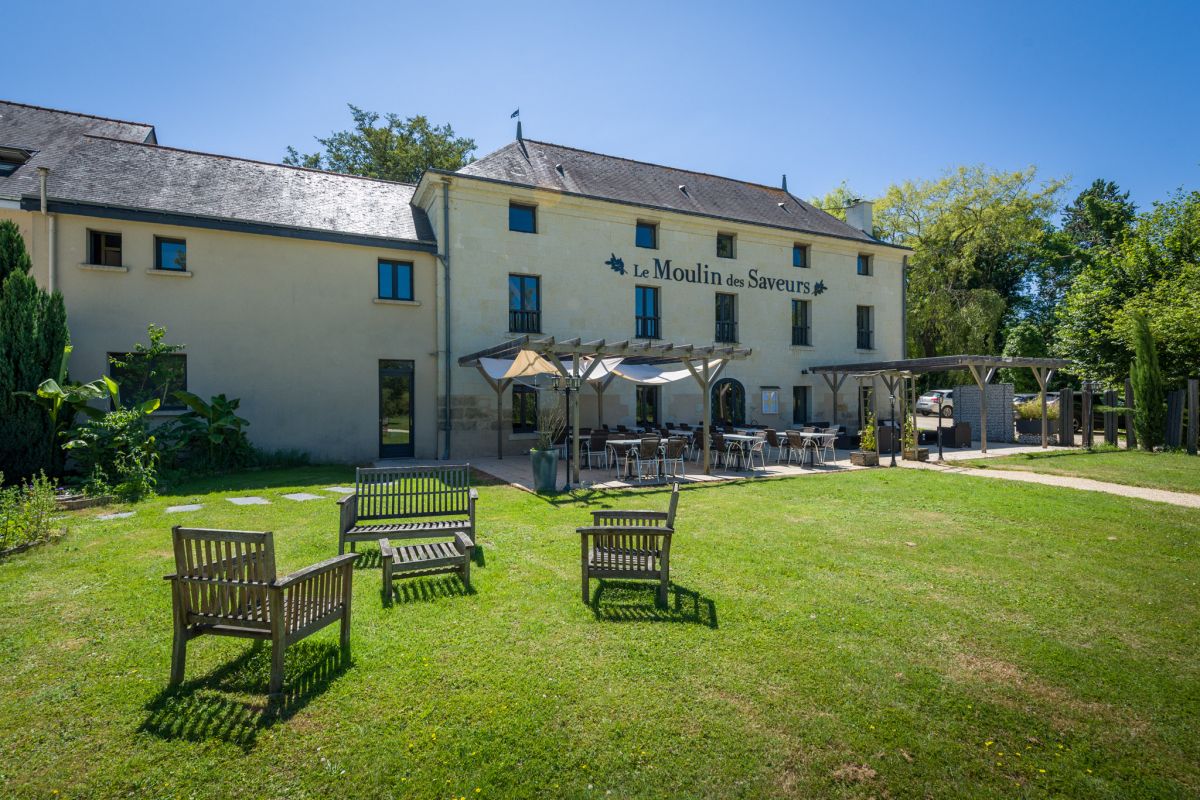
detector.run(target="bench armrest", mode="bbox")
[275,553,359,590]
[337,492,357,506]
[453,531,474,554]
[469,488,479,501]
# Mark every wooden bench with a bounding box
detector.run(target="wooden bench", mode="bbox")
[338,464,477,554]
[165,526,358,695]
[380,532,474,596]
[578,483,680,606]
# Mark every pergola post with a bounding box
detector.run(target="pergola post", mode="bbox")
[820,371,847,427]
[1031,366,1051,449]
[968,364,990,454]
[474,365,511,459]
[684,357,728,476]
[909,374,917,454]
[594,373,616,430]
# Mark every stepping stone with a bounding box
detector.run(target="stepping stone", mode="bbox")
[97,511,134,520]
[227,496,270,506]
[282,492,323,502]
[324,486,355,494]
[166,504,203,514]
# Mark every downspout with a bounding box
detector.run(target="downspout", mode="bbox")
[439,178,452,460]
[37,167,55,293]
[900,255,908,359]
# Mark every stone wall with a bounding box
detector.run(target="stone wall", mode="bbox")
[953,384,1015,444]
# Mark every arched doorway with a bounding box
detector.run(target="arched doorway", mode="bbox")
[711,378,745,426]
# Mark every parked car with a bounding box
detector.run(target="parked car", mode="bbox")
[916,389,954,417]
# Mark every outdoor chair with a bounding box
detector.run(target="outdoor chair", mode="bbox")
[608,440,635,478]
[617,425,629,433]
[815,428,839,465]
[764,429,787,462]
[578,483,680,605]
[745,436,768,470]
[584,432,609,469]
[785,431,811,467]
[631,436,662,481]
[165,526,358,695]
[709,432,727,466]
[662,437,688,478]
[338,465,477,553]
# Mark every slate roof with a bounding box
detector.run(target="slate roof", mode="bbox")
[457,139,898,247]
[30,135,435,245]
[0,100,156,199]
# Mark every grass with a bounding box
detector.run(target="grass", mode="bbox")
[1,465,1198,798]
[962,448,1200,495]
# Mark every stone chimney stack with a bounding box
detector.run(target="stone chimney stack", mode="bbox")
[845,200,874,235]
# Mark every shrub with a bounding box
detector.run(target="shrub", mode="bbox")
[1015,398,1061,421]
[166,391,253,472]
[0,471,58,553]
[859,412,877,451]
[66,407,160,501]
[1129,312,1166,450]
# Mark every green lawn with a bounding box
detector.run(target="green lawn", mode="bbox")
[963,449,1200,495]
[1,466,1198,799]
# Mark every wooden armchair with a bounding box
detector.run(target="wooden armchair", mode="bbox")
[578,483,680,605]
[166,526,358,695]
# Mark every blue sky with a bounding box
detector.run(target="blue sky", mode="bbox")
[7,0,1198,209]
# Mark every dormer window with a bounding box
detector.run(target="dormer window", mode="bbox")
[0,147,32,178]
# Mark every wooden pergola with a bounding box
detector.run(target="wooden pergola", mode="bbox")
[810,355,1071,454]
[458,335,752,478]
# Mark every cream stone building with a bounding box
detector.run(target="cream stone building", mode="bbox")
[1,100,908,464]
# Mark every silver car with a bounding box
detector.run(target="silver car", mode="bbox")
[916,389,954,417]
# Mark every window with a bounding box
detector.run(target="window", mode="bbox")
[856,305,874,350]
[635,285,660,339]
[716,232,736,259]
[512,385,538,433]
[793,386,811,425]
[508,274,541,333]
[89,231,122,267]
[793,244,810,268]
[761,388,779,415]
[635,220,658,249]
[791,299,811,346]
[636,386,660,427]
[155,237,187,271]
[108,352,187,410]
[857,253,872,276]
[0,147,29,177]
[0,159,21,178]
[715,292,737,342]
[509,202,537,233]
[377,259,414,300]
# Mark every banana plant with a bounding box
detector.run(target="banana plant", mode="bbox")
[173,391,251,468]
[16,346,120,446]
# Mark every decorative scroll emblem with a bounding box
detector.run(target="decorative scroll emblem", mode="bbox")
[605,253,626,275]
[813,280,827,296]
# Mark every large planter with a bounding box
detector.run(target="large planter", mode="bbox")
[529,448,560,493]
[850,450,879,467]
[902,447,929,462]
[1015,418,1059,435]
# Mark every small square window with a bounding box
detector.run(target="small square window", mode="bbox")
[716,232,736,259]
[378,260,414,301]
[89,230,122,267]
[509,202,537,233]
[793,244,809,268]
[857,253,872,276]
[155,237,187,271]
[635,221,657,249]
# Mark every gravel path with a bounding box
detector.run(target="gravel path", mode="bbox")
[901,460,1200,508]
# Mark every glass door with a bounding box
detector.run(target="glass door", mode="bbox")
[379,360,414,458]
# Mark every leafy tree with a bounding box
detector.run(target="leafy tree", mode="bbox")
[874,166,1066,361]
[284,105,476,182]
[1128,312,1165,450]
[1055,189,1200,386]
[0,223,69,483]
[808,182,861,222]
[108,324,186,408]
[1063,179,1136,251]
[998,319,1049,393]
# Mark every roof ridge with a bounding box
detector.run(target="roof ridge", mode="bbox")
[78,135,419,188]
[511,138,794,196]
[0,98,154,130]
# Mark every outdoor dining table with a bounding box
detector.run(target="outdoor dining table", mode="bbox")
[605,438,649,479]
[722,433,762,470]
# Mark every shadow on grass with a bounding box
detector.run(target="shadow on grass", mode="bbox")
[533,481,709,509]
[139,640,347,751]
[383,574,475,607]
[590,581,718,628]
[156,465,354,498]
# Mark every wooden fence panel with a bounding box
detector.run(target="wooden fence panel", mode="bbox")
[1165,390,1184,448]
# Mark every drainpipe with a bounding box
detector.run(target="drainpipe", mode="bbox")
[900,255,908,359]
[439,178,452,460]
[37,167,55,293]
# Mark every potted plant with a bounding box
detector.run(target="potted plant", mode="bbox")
[901,417,929,461]
[529,397,565,493]
[850,412,879,466]
[1014,398,1059,434]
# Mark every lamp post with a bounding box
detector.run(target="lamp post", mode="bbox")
[552,374,583,491]
[888,388,897,468]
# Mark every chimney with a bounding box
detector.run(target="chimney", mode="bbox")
[845,199,873,235]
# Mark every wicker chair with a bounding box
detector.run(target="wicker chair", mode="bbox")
[785,431,811,467]
[662,437,688,478]
[631,436,662,481]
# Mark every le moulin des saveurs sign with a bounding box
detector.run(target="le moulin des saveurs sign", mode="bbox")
[604,254,827,296]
